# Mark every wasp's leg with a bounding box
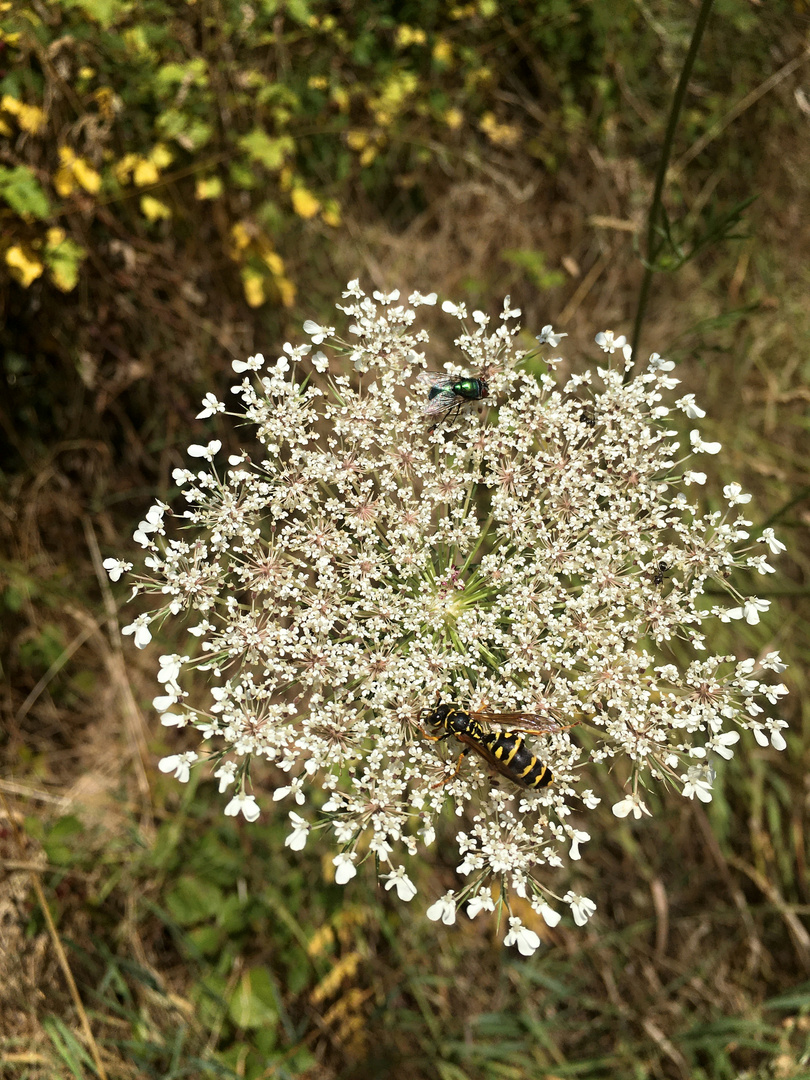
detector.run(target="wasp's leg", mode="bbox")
[419,724,455,745]
[432,749,467,788]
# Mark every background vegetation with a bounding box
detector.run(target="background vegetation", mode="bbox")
[2,0,809,1077]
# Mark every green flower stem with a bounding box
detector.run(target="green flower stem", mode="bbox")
[627,0,716,377]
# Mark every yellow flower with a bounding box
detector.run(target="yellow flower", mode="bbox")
[133,158,159,186]
[72,158,101,193]
[346,130,368,151]
[478,112,521,147]
[114,153,138,184]
[54,146,101,195]
[395,25,426,48]
[140,195,171,221]
[150,143,173,169]
[93,86,118,121]
[276,276,296,308]
[5,245,44,287]
[195,176,223,200]
[18,102,46,133]
[320,200,341,228]
[331,86,350,113]
[53,167,76,197]
[230,221,252,253]
[432,38,453,65]
[1,94,47,134]
[242,270,266,308]
[260,248,284,276]
[291,187,320,220]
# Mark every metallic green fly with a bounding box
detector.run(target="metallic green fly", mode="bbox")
[418,372,489,429]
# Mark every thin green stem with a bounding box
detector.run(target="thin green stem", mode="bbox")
[627,0,716,379]
[460,510,495,573]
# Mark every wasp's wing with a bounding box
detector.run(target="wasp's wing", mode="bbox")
[471,710,570,734]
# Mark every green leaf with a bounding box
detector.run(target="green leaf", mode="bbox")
[24,815,45,842]
[502,248,565,290]
[227,967,280,1033]
[284,0,312,26]
[219,893,250,934]
[166,875,224,926]
[0,165,52,220]
[238,129,295,170]
[156,109,213,150]
[190,972,229,1029]
[228,160,258,189]
[42,1016,95,1077]
[437,1063,473,1080]
[19,623,66,671]
[48,815,83,841]
[43,815,84,866]
[58,0,128,30]
[188,924,226,957]
[256,199,284,232]
[44,234,86,292]
[154,58,209,95]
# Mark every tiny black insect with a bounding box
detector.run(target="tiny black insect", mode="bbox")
[653,560,669,585]
[579,407,596,427]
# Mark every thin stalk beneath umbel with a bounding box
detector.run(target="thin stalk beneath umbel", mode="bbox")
[627,0,716,378]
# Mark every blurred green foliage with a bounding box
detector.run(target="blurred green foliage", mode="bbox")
[1,0,798,478]
[16,791,810,1079]
[1,0,788,304]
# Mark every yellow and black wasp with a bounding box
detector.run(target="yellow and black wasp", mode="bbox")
[421,700,558,790]
[418,371,489,430]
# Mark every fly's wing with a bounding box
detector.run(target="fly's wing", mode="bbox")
[417,371,460,391]
[417,371,471,420]
[423,390,460,417]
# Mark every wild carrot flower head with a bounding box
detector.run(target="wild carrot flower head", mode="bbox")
[113,281,788,954]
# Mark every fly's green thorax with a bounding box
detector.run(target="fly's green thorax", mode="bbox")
[454,378,486,400]
[426,378,486,402]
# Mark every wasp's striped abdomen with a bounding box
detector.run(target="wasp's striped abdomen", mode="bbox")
[477,730,552,789]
